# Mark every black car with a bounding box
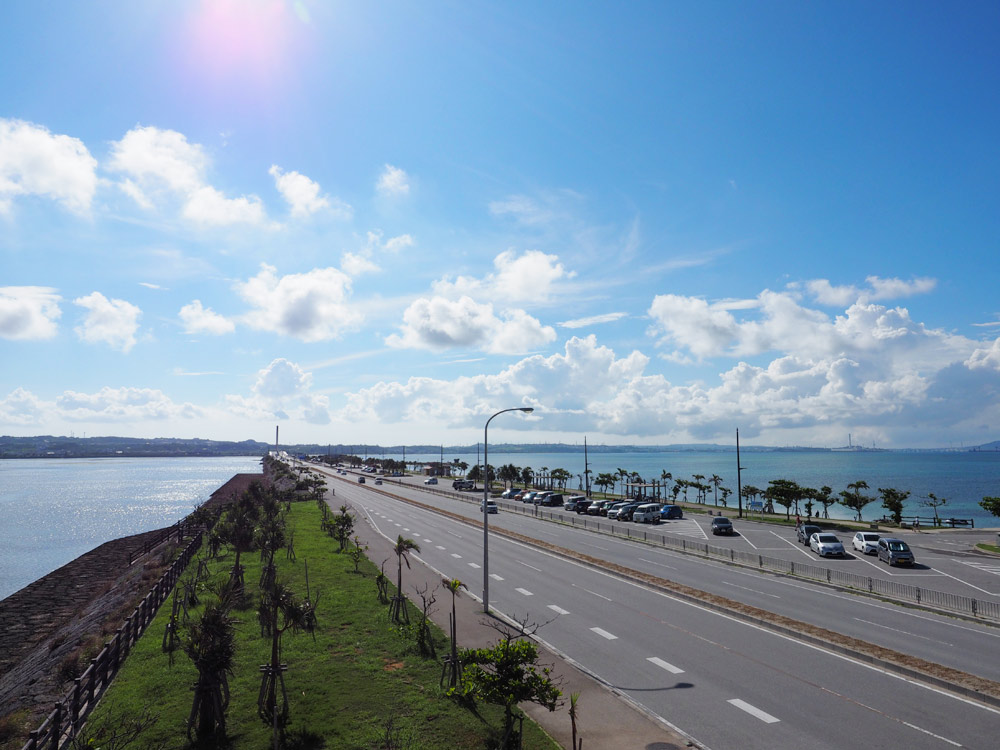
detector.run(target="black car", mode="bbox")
[564,496,589,512]
[539,493,564,506]
[616,502,644,521]
[711,516,734,535]
[796,524,822,545]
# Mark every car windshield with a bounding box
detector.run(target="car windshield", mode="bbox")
[817,535,838,543]
[888,541,909,551]
[862,533,879,541]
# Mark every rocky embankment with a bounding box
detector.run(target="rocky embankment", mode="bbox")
[0,472,264,737]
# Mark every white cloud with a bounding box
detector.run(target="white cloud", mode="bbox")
[179,300,235,335]
[0,387,45,425]
[0,118,97,214]
[235,264,361,342]
[73,292,142,352]
[384,233,414,252]
[489,194,553,226]
[558,312,627,329]
[376,164,410,196]
[56,386,200,421]
[0,286,62,340]
[433,249,574,305]
[225,358,330,424]
[269,164,346,218]
[341,251,380,276]
[966,337,1000,371]
[386,295,556,354]
[108,125,266,226]
[806,276,936,306]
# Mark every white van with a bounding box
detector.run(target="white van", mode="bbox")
[633,503,662,524]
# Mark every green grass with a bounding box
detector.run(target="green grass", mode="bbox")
[84,501,560,749]
[975,543,1000,555]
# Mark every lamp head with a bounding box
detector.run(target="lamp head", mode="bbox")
[519,407,534,414]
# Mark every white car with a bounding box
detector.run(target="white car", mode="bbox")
[810,533,845,557]
[423,477,438,485]
[852,531,880,555]
[480,500,498,514]
[633,503,662,523]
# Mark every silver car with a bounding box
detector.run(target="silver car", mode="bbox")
[809,533,845,557]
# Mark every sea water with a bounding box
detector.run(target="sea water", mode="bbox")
[0,456,261,601]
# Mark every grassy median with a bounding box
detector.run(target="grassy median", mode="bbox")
[83,499,559,749]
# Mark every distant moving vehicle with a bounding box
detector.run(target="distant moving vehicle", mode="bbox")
[452,479,475,490]
[480,500,498,514]
[797,524,822,545]
[660,505,683,520]
[374,478,382,485]
[357,476,365,484]
[633,503,662,523]
[852,531,880,555]
[423,477,438,485]
[711,517,734,535]
[809,533,845,557]
[877,538,915,566]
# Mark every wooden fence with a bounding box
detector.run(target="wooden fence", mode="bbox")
[21,532,203,750]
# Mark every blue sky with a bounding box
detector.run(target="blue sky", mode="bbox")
[2,1,999,449]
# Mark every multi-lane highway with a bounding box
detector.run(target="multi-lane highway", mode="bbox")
[318,467,1000,749]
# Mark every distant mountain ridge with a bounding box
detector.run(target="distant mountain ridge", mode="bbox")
[2,435,998,459]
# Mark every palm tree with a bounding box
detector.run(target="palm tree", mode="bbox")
[710,474,723,505]
[257,581,318,724]
[521,466,533,489]
[442,578,467,687]
[390,535,421,623]
[185,601,236,740]
[659,471,672,500]
[692,474,705,503]
[616,467,629,497]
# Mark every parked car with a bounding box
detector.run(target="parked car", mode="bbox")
[564,495,589,512]
[606,502,630,520]
[633,503,662,523]
[539,493,564,507]
[809,533,845,557]
[533,491,554,504]
[616,502,645,521]
[852,531,880,555]
[877,538,915,566]
[584,500,604,515]
[797,524,822,545]
[660,505,683,520]
[500,488,517,499]
[480,500,499,514]
[423,477,438,485]
[711,517,734,535]
[521,491,539,504]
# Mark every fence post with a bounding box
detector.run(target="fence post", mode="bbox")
[27,729,39,750]
[916,588,921,604]
[973,599,978,617]
[759,554,763,567]
[50,702,61,750]
[87,660,97,705]
[70,678,81,735]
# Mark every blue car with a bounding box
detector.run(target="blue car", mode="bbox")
[660,505,683,520]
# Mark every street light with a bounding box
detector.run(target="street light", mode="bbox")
[483,406,534,613]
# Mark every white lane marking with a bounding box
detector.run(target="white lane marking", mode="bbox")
[394,523,401,527]
[468,562,481,569]
[900,721,961,747]
[722,581,781,599]
[740,534,759,550]
[424,538,433,543]
[727,698,779,724]
[573,584,613,602]
[579,541,610,551]
[769,530,814,559]
[517,561,542,572]
[403,527,410,531]
[638,557,677,570]
[435,545,446,551]
[451,553,462,559]
[647,656,684,674]
[853,618,954,647]
[515,587,533,596]
[490,574,504,581]
[590,627,617,640]
[933,566,1000,596]
[548,605,570,615]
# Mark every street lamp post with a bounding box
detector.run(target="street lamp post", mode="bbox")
[483,406,534,613]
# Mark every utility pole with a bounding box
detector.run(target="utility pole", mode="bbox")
[736,428,746,519]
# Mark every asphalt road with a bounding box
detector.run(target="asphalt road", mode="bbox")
[317,469,1000,749]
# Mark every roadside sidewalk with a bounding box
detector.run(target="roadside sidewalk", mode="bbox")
[350,505,695,750]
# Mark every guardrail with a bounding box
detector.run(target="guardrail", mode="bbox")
[21,533,203,750]
[498,501,1000,622]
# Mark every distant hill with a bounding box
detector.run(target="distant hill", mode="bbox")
[2,435,997,459]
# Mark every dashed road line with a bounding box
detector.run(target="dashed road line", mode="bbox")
[490,574,504,581]
[517,561,542,572]
[547,605,570,615]
[515,587,534,596]
[722,581,780,599]
[727,698,779,724]
[435,545,446,551]
[451,553,462,559]
[468,562,480,569]
[573,584,613,601]
[646,656,684,674]
[590,627,617,640]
